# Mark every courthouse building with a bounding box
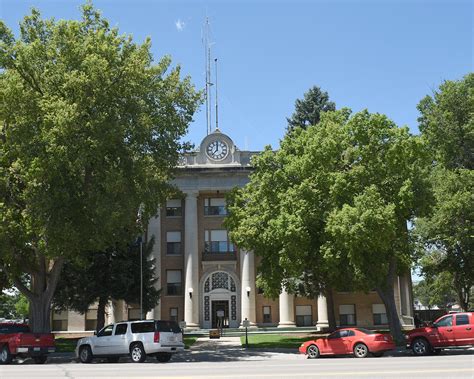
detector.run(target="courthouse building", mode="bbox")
[53,130,415,332]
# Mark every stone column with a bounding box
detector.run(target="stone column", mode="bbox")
[184,191,199,328]
[112,300,126,322]
[316,295,329,331]
[240,249,256,326]
[148,211,161,319]
[278,289,296,327]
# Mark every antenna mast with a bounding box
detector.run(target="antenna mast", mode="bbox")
[203,18,209,135]
[215,58,219,131]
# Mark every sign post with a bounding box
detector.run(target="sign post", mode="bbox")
[242,318,250,348]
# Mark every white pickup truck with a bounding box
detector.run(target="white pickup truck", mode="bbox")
[76,320,184,363]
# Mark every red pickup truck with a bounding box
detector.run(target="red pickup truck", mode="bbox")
[0,323,55,364]
[407,312,474,356]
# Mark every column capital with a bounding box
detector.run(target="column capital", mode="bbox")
[183,190,199,198]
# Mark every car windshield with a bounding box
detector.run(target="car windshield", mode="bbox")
[156,320,181,333]
[0,324,30,333]
[355,328,376,335]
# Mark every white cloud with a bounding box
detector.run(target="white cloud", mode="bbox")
[175,19,185,32]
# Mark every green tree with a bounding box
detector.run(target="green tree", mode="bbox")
[53,238,159,331]
[413,275,456,310]
[0,5,200,332]
[287,85,336,131]
[227,109,431,344]
[416,74,474,311]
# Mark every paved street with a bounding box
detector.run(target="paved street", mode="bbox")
[0,337,472,378]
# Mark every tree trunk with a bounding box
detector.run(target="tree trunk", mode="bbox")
[96,296,108,332]
[325,288,337,332]
[376,258,404,346]
[10,257,64,333]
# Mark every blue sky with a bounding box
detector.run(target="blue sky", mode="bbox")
[1,0,472,151]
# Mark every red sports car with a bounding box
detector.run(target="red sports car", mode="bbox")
[299,328,396,358]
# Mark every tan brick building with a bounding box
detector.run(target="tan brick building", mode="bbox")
[53,129,414,332]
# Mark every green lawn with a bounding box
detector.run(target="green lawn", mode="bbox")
[54,335,197,353]
[240,334,312,349]
[55,338,79,353]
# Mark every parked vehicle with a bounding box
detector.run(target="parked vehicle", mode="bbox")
[0,323,55,364]
[76,320,184,363]
[406,312,474,356]
[299,328,395,359]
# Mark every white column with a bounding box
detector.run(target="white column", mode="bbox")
[240,249,256,326]
[184,191,199,328]
[278,289,296,327]
[316,295,329,331]
[148,211,161,319]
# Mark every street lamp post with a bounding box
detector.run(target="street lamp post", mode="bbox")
[137,205,144,321]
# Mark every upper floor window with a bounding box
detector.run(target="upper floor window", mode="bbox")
[204,230,235,253]
[166,231,182,255]
[166,270,182,296]
[339,304,356,326]
[166,199,182,217]
[204,198,227,216]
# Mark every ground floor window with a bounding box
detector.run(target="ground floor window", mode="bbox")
[339,304,356,326]
[263,306,272,323]
[52,310,68,331]
[372,304,388,325]
[296,305,312,326]
[85,308,98,331]
[170,307,178,322]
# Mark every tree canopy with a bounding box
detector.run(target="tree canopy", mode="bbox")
[415,74,474,311]
[287,86,336,131]
[0,4,200,332]
[226,109,431,344]
[54,238,159,331]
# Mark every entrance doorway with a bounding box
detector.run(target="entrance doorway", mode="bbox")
[212,300,229,328]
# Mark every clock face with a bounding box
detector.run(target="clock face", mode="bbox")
[206,140,229,160]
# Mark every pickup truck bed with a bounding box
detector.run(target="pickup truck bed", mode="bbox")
[0,323,55,364]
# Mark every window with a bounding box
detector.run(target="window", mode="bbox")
[166,199,182,217]
[263,306,271,323]
[0,324,30,334]
[156,320,181,333]
[296,305,312,326]
[372,304,388,325]
[435,315,453,327]
[328,331,342,339]
[204,198,227,216]
[339,304,356,326]
[85,308,97,331]
[52,310,68,331]
[170,308,178,322]
[456,314,469,326]
[98,324,114,337]
[128,308,141,321]
[166,231,182,255]
[114,323,128,335]
[131,321,155,333]
[204,230,235,253]
[166,270,182,295]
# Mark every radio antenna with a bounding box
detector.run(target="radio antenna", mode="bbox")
[215,58,219,131]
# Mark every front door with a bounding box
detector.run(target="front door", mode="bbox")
[212,301,229,328]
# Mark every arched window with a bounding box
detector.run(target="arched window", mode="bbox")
[204,272,237,293]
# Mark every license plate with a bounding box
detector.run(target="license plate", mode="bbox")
[169,336,176,342]
[34,347,40,352]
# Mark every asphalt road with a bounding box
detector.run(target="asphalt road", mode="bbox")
[0,352,473,379]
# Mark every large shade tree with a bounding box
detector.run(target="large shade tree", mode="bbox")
[415,74,473,311]
[0,5,200,332]
[226,109,431,344]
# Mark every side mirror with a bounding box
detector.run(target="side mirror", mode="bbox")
[431,322,437,328]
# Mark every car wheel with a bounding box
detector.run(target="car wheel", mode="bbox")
[0,345,12,364]
[79,345,93,363]
[107,357,120,363]
[412,338,430,356]
[130,343,146,363]
[353,343,369,358]
[371,352,384,357]
[33,356,47,364]
[306,344,320,359]
[156,353,172,363]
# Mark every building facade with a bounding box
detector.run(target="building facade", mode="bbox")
[53,130,414,332]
